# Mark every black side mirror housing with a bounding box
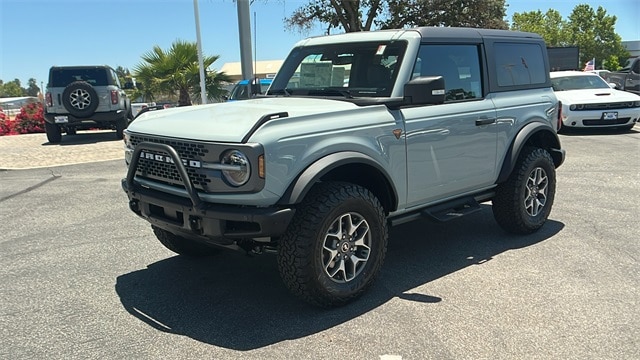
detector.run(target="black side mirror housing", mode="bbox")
[403,76,446,105]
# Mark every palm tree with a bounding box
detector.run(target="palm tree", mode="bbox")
[133,40,231,106]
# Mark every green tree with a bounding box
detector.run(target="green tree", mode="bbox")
[511,5,628,70]
[25,78,40,97]
[286,0,383,34]
[114,66,131,80]
[114,66,132,87]
[382,0,508,29]
[566,4,628,69]
[133,40,230,105]
[1,80,23,97]
[511,9,569,46]
[285,0,508,34]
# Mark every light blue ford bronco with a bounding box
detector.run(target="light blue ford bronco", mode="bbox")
[122,27,565,307]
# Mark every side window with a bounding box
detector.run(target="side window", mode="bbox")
[494,43,546,87]
[111,69,121,87]
[633,60,639,74]
[412,44,482,101]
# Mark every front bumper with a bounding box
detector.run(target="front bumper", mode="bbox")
[122,142,294,243]
[561,109,639,128]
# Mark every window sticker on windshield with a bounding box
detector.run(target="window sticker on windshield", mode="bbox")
[376,45,387,55]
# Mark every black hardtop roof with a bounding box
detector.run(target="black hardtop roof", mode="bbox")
[414,26,542,42]
[49,65,114,70]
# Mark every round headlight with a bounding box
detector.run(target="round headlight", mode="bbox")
[123,131,132,149]
[221,150,250,186]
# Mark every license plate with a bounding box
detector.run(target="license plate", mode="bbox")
[54,115,69,123]
[602,112,618,120]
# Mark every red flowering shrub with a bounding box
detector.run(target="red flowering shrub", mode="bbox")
[0,107,16,136]
[13,102,45,134]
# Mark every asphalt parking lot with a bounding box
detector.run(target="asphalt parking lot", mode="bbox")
[0,127,639,359]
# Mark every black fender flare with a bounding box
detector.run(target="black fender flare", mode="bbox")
[278,151,398,210]
[497,122,564,183]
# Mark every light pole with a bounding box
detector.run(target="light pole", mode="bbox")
[193,0,207,104]
[237,0,254,81]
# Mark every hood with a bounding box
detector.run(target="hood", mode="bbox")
[127,97,359,142]
[555,89,640,104]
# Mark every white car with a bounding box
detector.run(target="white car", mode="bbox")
[550,71,640,131]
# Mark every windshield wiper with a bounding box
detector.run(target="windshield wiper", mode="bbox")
[269,88,292,96]
[309,88,354,98]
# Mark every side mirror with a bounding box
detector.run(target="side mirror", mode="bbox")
[250,77,262,96]
[403,76,446,105]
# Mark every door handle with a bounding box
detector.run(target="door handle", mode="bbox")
[475,118,496,126]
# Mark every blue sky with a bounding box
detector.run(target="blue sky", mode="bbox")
[1,0,638,89]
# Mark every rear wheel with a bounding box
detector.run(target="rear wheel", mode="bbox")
[492,147,556,234]
[152,226,220,257]
[115,117,127,139]
[277,182,388,308]
[45,122,62,144]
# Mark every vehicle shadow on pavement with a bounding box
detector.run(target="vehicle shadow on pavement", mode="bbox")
[42,131,121,146]
[115,206,564,350]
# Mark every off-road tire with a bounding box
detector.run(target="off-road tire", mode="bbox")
[115,117,127,140]
[152,225,220,257]
[492,147,556,234]
[114,110,133,139]
[62,81,99,118]
[277,182,388,308]
[45,122,62,144]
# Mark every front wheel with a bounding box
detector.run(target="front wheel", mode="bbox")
[277,182,388,308]
[492,147,556,234]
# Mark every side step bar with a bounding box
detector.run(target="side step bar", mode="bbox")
[421,197,481,222]
[389,195,490,226]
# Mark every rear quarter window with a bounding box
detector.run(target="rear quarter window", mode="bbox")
[493,43,547,87]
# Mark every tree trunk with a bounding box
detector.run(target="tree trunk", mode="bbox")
[178,88,192,106]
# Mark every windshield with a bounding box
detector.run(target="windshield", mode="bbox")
[551,75,610,91]
[268,41,407,98]
[229,81,272,100]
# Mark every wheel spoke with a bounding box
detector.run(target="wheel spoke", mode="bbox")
[525,167,548,217]
[325,256,345,278]
[322,212,372,283]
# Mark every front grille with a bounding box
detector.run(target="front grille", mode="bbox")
[129,135,208,157]
[130,135,213,191]
[583,118,631,126]
[578,102,638,111]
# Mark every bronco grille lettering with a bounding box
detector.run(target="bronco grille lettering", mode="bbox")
[139,150,201,168]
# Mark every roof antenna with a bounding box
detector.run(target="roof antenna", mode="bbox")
[254,11,257,79]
